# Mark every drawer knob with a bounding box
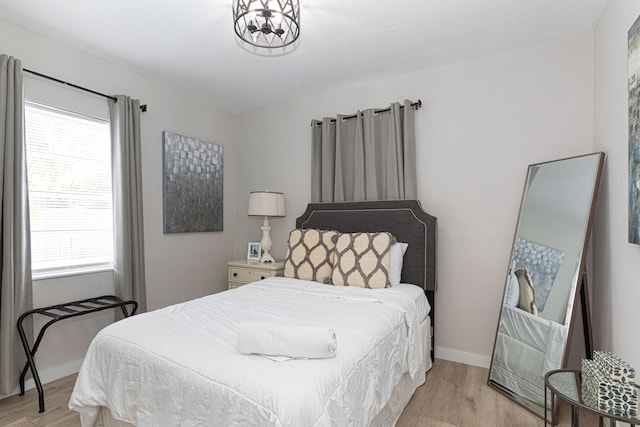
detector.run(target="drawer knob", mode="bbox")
[261,276,266,280]
[233,272,238,277]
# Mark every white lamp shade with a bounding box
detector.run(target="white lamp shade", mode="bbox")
[248,191,285,217]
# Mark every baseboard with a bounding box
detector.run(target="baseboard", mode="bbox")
[0,358,83,400]
[435,346,491,368]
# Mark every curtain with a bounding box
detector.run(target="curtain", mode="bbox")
[311,100,417,202]
[0,54,33,395]
[110,96,147,313]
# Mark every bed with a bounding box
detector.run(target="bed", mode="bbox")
[69,200,437,427]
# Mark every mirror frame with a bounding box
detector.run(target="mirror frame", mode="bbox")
[487,152,605,419]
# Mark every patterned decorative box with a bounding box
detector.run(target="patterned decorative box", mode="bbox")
[593,350,636,385]
[582,358,639,418]
[582,359,599,409]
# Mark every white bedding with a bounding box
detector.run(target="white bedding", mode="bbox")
[489,304,567,406]
[69,277,431,427]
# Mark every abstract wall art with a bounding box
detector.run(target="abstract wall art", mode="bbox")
[162,131,224,233]
[629,15,640,244]
[511,238,565,312]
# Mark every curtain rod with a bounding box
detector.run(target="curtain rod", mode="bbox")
[23,68,148,112]
[311,99,421,127]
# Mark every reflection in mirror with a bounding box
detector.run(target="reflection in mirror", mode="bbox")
[488,152,605,419]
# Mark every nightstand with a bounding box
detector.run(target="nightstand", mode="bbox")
[227,259,285,289]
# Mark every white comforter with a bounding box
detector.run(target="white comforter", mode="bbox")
[489,304,568,406]
[69,278,429,427]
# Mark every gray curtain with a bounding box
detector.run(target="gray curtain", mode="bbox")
[0,54,33,395]
[110,95,147,313]
[311,100,417,202]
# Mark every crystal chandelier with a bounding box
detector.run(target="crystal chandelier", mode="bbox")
[232,0,300,48]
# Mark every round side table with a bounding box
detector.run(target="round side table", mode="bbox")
[544,369,639,427]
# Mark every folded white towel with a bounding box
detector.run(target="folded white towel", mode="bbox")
[237,321,337,360]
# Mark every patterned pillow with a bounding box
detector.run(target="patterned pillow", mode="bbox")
[331,232,396,288]
[515,269,538,315]
[284,229,339,283]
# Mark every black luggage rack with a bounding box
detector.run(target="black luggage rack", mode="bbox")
[17,295,138,413]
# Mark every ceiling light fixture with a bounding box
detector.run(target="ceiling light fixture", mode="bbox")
[232,0,300,48]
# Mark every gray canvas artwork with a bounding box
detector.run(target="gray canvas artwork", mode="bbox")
[629,15,640,244]
[511,238,565,312]
[163,131,223,233]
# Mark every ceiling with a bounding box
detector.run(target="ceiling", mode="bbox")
[0,0,608,113]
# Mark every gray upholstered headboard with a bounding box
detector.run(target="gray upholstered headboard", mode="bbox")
[296,200,437,292]
[296,200,438,360]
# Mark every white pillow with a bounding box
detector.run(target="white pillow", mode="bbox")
[388,242,408,286]
[504,270,520,307]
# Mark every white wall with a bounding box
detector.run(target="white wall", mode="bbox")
[593,0,640,372]
[234,33,595,367]
[0,18,237,390]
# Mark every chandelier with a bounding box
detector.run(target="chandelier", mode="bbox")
[232,0,300,48]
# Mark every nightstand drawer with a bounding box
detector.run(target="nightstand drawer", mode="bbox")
[227,260,285,290]
[228,266,274,283]
[228,282,243,290]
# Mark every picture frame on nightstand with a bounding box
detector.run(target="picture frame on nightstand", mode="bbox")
[247,242,261,261]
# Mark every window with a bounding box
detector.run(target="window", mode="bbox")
[25,102,113,277]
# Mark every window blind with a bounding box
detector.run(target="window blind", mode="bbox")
[25,102,113,275]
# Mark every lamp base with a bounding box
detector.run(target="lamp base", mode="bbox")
[260,253,275,263]
[259,218,275,263]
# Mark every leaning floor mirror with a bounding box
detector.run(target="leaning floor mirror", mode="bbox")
[488,152,605,419]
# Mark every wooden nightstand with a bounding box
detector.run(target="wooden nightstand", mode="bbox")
[227,259,285,289]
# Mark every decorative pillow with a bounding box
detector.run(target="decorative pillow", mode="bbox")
[504,270,520,307]
[284,229,339,283]
[331,232,396,288]
[515,269,538,315]
[388,242,408,286]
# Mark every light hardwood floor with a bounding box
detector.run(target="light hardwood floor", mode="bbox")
[0,359,598,427]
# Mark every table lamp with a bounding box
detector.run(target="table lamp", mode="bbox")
[248,190,285,263]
